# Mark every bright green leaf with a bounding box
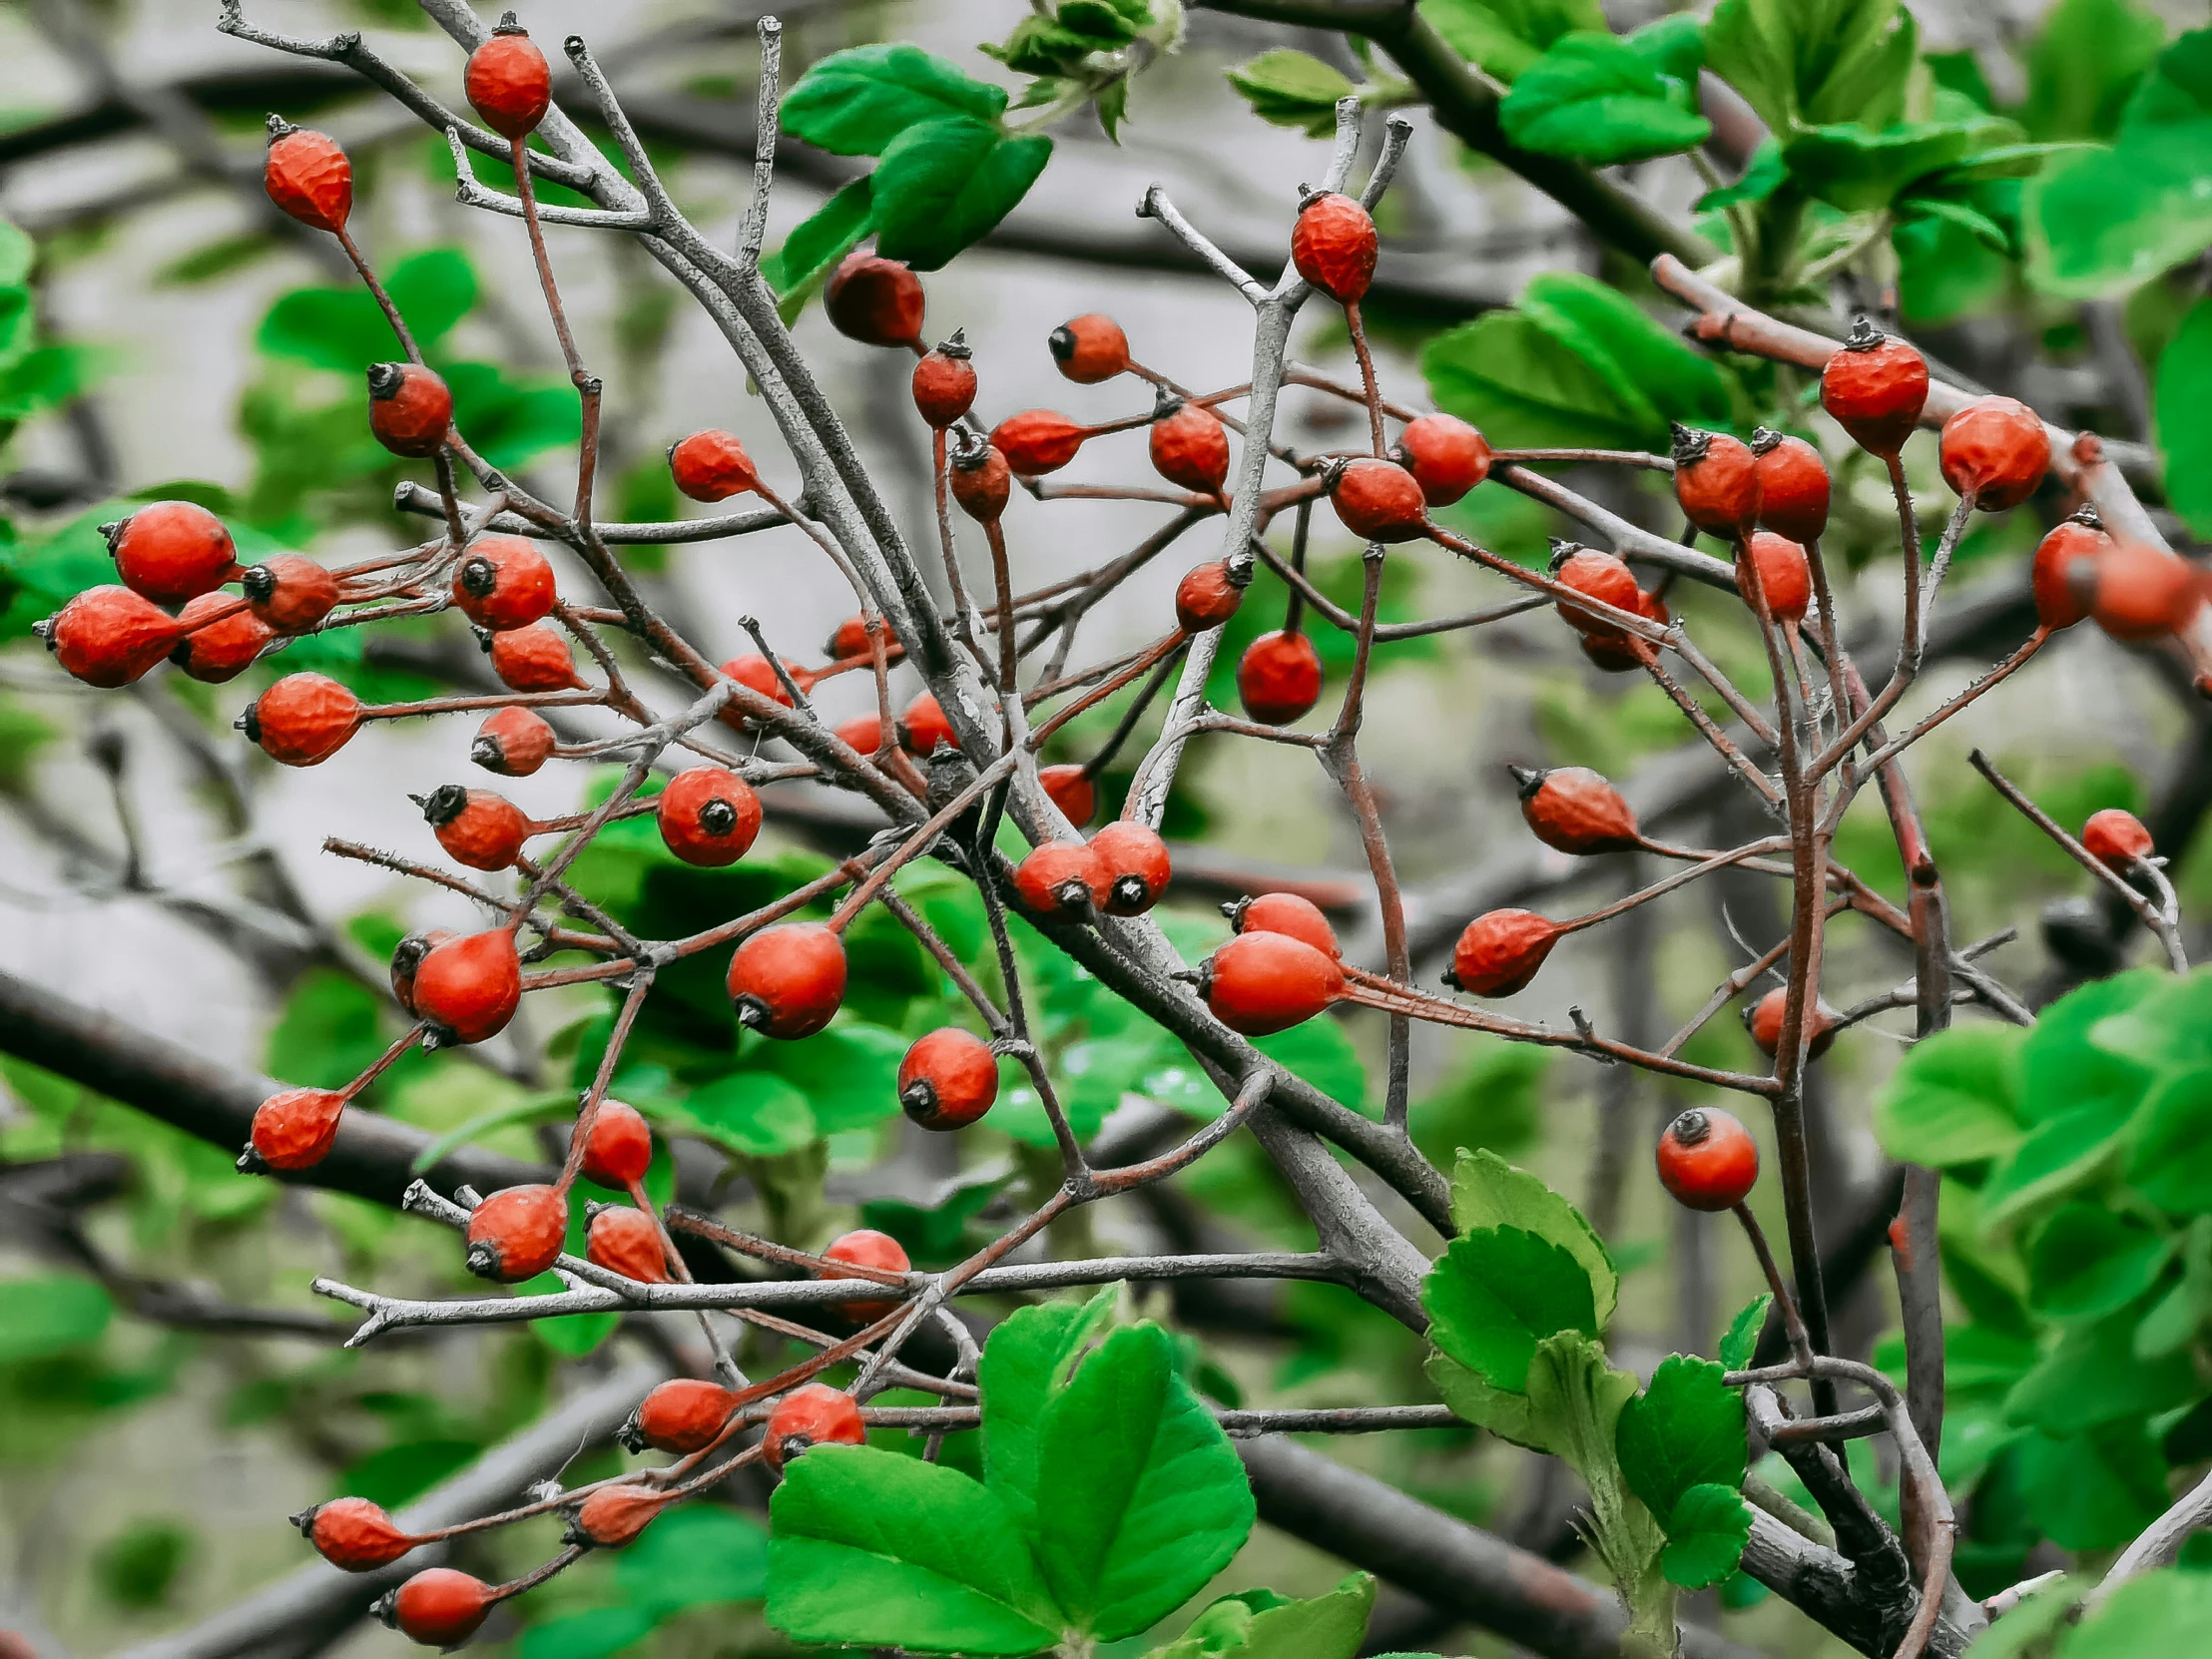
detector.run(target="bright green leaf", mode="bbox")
[780,45,1008,158]
[762,177,875,316]
[1418,0,1606,84]
[1616,1355,1746,1520]
[2065,1566,2212,1656]
[2127,1064,2212,1215]
[1226,51,1356,140]
[1449,1149,1617,1327]
[517,1608,656,1659]
[1659,1482,1751,1590]
[2019,0,2166,142]
[1425,1351,1541,1449]
[1421,1226,1599,1393]
[1704,0,1917,138]
[2156,297,2212,539]
[980,1288,1119,1537]
[871,120,1053,274]
[257,249,474,373]
[617,1505,769,1611]
[1499,33,1711,166]
[1872,1023,2023,1168]
[681,1071,817,1156]
[1719,1294,1771,1371]
[2006,1305,2200,1430]
[2025,1204,2172,1320]
[2016,1423,2169,1551]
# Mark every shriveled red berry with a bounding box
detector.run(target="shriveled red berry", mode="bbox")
[172,593,273,683]
[242,556,341,634]
[911,334,976,428]
[728,924,846,1038]
[580,1099,653,1189]
[451,536,555,630]
[834,714,883,755]
[1750,428,1831,544]
[472,705,556,776]
[263,118,351,233]
[487,622,585,691]
[657,766,762,867]
[1672,425,1762,539]
[825,613,894,661]
[1447,909,1562,997]
[239,673,361,766]
[669,429,758,502]
[897,692,956,756]
[899,1028,999,1130]
[1090,820,1171,915]
[1328,456,1427,542]
[464,1183,568,1282]
[1238,631,1323,726]
[826,253,924,347]
[1655,1107,1759,1211]
[2031,508,2110,633]
[2089,543,2205,642]
[1202,929,1344,1035]
[39,586,186,688]
[1550,545,1640,639]
[1227,890,1340,958]
[566,1483,668,1549]
[377,1568,494,1648]
[1746,988,1837,1060]
[1940,396,2050,512]
[950,440,1012,523]
[621,1379,737,1454]
[1291,191,1378,303]
[1013,841,1110,919]
[412,929,523,1045]
[991,409,1088,476]
[1039,764,1097,829]
[1175,561,1244,633]
[588,1205,670,1284]
[366,362,452,458]
[1511,766,1639,855]
[763,1382,865,1470]
[244,1086,346,1173]
[106,501,239,605]
[1821,317,1928,458]
[2083,808,2154,869]
[293,1496,415,1572]
[463,15,552,140]
[417,784,531,871]
[1050,313,1130,383]
[823,1229,909,1323]
[1392,413,1490,506]
[1743,531,1812,625]
[1150,399,1231,497]
[389,928,453,1017]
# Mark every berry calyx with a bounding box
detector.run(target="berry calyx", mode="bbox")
[1039,763,1098,828]
[1225,890,1340,958]
[949,439,1012,523]
[172,592,274,683]
[1201,929,1345,1035]
[1671,425,1762,539]
[2088,542,2205,642]
[669,429,758,502]
[472,705,556,776]
[1655,1107,1759,1211]
[566,1484,667,1550]
[1290,191,1378,303]
[1939,396,2050,512]
[243,1086,346,1173]
[242,555,342,634]
[1820,318,1928,458]
[897,692,956,757]
[452,535,556,630]
[587,1204,671,1284]
[2083,808,2154,869]
[990,409,1088,476]
[1445,909,1562,997]
[1549,544,1640,639]
[1511,765,1640,856]
[1745,988,1837,1061]
[1012,841,1111,919]
[1392,413,1491,506]
[911,333,977,428]
[464,1183,568,1282]
[366,362,453,458]
[106,500,240,605]
[2030,507,2110,633]
[1750,428,1831,544]
[463,14,552,139]
[376,1568,494,1648]
[656,766,763,867]
[39,586,187,688]
[1326,456,1427,542]
[728,924,847,1038]
[263,118,351,234]
[1743,531,1812,625]
[1090,820,1172,915]
[411,929,523,1045]
[763,1382,866,1470]
[416,784,532,871]
[621,1379,737,1454]
[826,253,925,348]
[389,928,453,1017]
[580,1099,654,1189]
[823,1229,909,1323]
[898,1028,1000,1130]
[1149,398,1232,498]
[239,673,361,766]
[1049,313,1131,383]
[293,1496,416,1572]
[1174,560,1245,633]
[487,622,586,691]
[1237,630,1323,726]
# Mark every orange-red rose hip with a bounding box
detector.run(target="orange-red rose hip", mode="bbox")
[1049,313,1130,383]
[1291,192,1378,302]
[1940,396,2050,512]
[763,1382,865,1470]
[580,1099,654,1189]
[1447,909,1562,997]
[463,15,552,139]
[244,1086,346,1173]
[411,929,523,1044]
[1512,766,1640,855]
[657,767,762,866]
[621,1379,737,1454]
[377,1568,494,1648]
[366,362,452,458]
[293,1496,415,1571]
[240,673,361,766]
[728,924,846,1037]
[1393,413,1491,506]
[1655,1107,1759,1211]
[472,705,556,776]
[1013,841,1110,918]
[1672,425,1762,538]
[263,118,351,233]
[826,254,924,347]
[669,429,758,501]
[464,1183,568,1282]
[1226,891,1340,958]
[1328,457,1427,542]
[39,586,186,687]
[1821,318,1929,457]
[1750,429,1831,544]
[2083,808,2153,868]
[1238,631,1323,726]
[106,501,239,605]
[1203,929,1344,1035]
[1090,820,1171,915]
[898,1028,999,1130]
[587,1205,670,1284]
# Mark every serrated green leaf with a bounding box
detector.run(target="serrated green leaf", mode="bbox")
[1421,1227,1600,1393]
[1978,1106,2129,1230]
[781,45,1008,158]
[1659,1482,1751,1589]
[980,1288,1120,1536]
[1718,1294,1771,1371]
[2126,1063,2212,1215]
[1872,1023,2023,1168]
[1449,1149,1616,1326]
[1425,1351,1542,1449]
[871,120,1053,273]
[1784,118,2017,213]
[1523,1332,1642,1498]
[1705,0,1917,138]
[1498,32,1711,166]
[1616,1355,1747,1520]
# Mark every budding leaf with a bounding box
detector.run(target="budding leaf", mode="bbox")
[1614,1355,1746,1521]
[780,44,1008,158]
[1421,1226,1599,1393]
[1226,50,1358,139]
[1704,0,1916,138]
[1718,1294,1771,1372]
[1657,1483,1752,1590]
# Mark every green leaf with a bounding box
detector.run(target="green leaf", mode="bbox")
[2087,969,2212,1075]
[1522,1332,1642,1498]
[617,1504,769,1611]
[1424,1351,1540,1449]
[1704,0,1917,138]
[266,969,390,1091]
[518,1608,657,1659]
[761,1023,906,1134]
[862,1172,1012,1269]
[1499,33,1711,166]
[980,1288,1120,1537]
[1959,1576,2081,1658]
[871,120,1053,274]
[1719,1294,1771,1371]
[1418,0,1606,84]
[1253,1018,1367,1116]
[0,220,32,288]
[1978,1106,2130,1229]
[516,1272,619,1357]
[1783,119,2017,213]
[1616,1356,1747,1520]
[1522,272,1733,429]
[2005,1304,2200,1430]
[680,1071,817,1156]
[2135,1216,2212,1357]
[256,249,475,373]
[409,1093,571,1174]
[0,1277,112,1362]
[762,177,875,317]
[1226,51,1356,140]
[2065,1566,2212,1655]
[2025,1204,2172,1320]
[2126,1064,2212,1215]
[1421,1226,1600,1393]
[1659,1483,1752,1590]
[2020,0,2166,143]
[767,1445,1062,1654]
[337,1437,480,1508]
[1223,1575,1376,1659]
[440,359,580,472]
[1449,1149,1617,1327]
[2019,969,2161,1126]
[780,44,1008,158]
[2157,297,2212,540]
[2015,1423,2169,1551]
[1031,1325,1256,1638]
[1872,1023,2023,1168]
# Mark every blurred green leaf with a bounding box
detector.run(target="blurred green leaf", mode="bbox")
[266,968,390,1091]
[781,45,1008,157]
[1499,31,1710,166]
[517,1608,656,1659]
[1418,0,1604,84]
[1226,50,1357,139]
[0,1277,112,1362]
[617,1503,771,1610]
[1704,0,1916,138]
[871,120,1053,274]
[336,1436,480,1507]
[257,248,475,372]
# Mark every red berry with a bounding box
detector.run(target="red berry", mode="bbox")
[1227,891,1340,958]
[834,714,883,755]
[240,673,361,766]
[897,692,956,757]
[464,1183,568,1282]
[472,705,556,776]
[411,929,523,1045]
[1090,820,1171,915]
[172,593,274,683]
[728,924,846,1038]
[1237,631,1323,726]
[417,784,532,871]
[1511,766,1640,855]
[1039,764,1097,829]
[1672,425,1762,539]
[823,1229,909,1323]
[487,622,585,691]
[718,653,805,731]
[1750,428,1831,544]
[991,409,1088,476]
[1743,531,1812,625]
[1013,841,1111,919]
[366,362,453,458]
[826,253,924,347]
[763,1382,865,1470]
[1940,396,2050,512]
[451,536,555,630]
[912,335,977,428]
[389,928,454,1017]
[2083,808,2153,868]
[587,1204,670,1284]
[1745,988,1837,1060]
[898,1028,999,1130]
[1327,456,1427,542]
[566,1483,667,1549]
[669,429,758,502]
[2030,508,2110,633]
[244,1086,347,1173]
[950,441,1012,523]
[1392,413,1490,506]
[825,613,894,661]
[1290,192,1378,303]
[1447,909,1562,997]
[1149,399,1232,497]
[293,1496,415,1572]
[657,766,762,867]
[1049,313,1130,383]
[580,1099,654,1189]
[1202,929,1344,1035]
[242,556,341,634]
[1577,586,1669,672]
[622,1379,737,1454]
[106,500,240,605]
[1655,1107,1759,1211]
[2089,543,2205,642]
[263,119,351,233]
[463,16,552,140]
[1175,561,1244,633]
[1550,545,1640,639]
[1820,317,1929,458]
[378,1568,494,1648]
[39,586,187,687]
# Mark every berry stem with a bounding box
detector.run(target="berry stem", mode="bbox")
[333,227,421,365]
[1731,1201,1816,1368]
[1343,301,1386,458]
[1075,640,1188,784]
